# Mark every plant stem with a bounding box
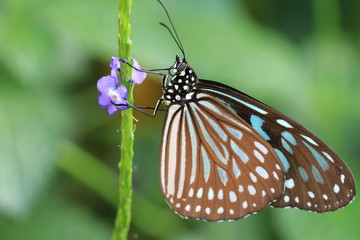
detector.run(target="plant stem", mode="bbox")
[112,0,134,239]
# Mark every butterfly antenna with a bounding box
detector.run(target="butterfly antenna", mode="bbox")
[157,0,186,59]
[159,23,185,58]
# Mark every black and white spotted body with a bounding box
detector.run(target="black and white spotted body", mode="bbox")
[162,56,198,106]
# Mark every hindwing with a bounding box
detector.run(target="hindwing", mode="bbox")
[159,93,285,221]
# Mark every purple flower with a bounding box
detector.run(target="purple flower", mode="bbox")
[97,57,146,116]
[130,58,146,84]
[110,57,121,79]
[97,75,129,116]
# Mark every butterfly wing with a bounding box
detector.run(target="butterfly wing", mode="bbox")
[159,93,284,221]
[198,79,356,212]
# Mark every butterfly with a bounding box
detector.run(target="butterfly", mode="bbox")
[123,0,356,222]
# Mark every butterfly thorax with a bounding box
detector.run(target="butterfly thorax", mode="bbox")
[162,57,198,106]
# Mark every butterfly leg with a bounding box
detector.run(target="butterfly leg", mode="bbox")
[120,59,168,76]
[111,99,165,118]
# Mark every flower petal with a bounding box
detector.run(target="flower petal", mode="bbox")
[110,57,120,71]
[115,85,128,100]
[114,100,130,111]
[106,103,119,116]
[111,68,118,78]
[98,93,111,108]
[97,75,117,92]
[130,58,146,84]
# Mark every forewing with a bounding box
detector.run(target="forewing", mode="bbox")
[199,79,356,212]
[159,94,284,221]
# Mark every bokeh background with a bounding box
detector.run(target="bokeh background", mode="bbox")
[1,0,359,239]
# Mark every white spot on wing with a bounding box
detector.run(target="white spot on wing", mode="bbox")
[276,164,281,170]
[195,205,201,212]
[208,187,214,200]
[255,166,269,179]
[322,151,334,163]
[341,174,345,184]
[197,188,203,198]
[229,191,237,202]
[273,171,279,180]
[205,207,211,215]
[276,119,293,128]
[248,185,256,195]
[189,188,194,197]
[217,207,224,214]
[249,172,257,182]
[301,134,319,146]
[254,150,265,163]
[254,141,268,154]
[284,178,295,189]
[218,189,224,199]
[308,191,315,198]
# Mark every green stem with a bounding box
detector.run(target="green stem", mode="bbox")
[112,0,134,240]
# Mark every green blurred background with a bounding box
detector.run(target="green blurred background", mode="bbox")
[0,0,359,239]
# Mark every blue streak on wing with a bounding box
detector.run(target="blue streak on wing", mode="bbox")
[281,138,293,154]
[311,165,324,184]
[230,140,249,163]
[232,158,241,178]
[217,167,228,186]
[206,117,228,142]
[191,103,228,165]
[204,89,268,114]
[225,125,243,140]
[298,167,309,182]
[281,131,297,146]
[201,146,211,182]
[250,115,270,141]
[274,148,290,173]
[184,107,198,184]
[303,141,330,171]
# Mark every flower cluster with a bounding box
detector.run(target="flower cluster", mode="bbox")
[97,57,146,115]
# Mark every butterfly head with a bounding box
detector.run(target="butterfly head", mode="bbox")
[162,55,198,105]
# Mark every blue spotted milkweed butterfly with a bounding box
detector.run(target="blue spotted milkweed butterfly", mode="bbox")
[123,0,356,221]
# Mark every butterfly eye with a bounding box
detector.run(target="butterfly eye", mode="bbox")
[177,62,187,71]
[169,68,177,76]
